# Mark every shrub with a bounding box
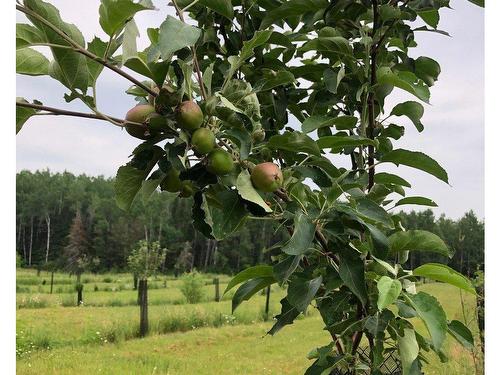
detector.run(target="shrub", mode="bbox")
[179,271,205,304]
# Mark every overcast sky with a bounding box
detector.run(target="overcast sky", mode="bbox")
[16,0,484,219]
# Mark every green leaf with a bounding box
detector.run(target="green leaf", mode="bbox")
[394,196,437,207]
[260,0,329,29]
[177,0,234,19]
[356,198,393,228]
[302,115,357,133]
[139,171,163,203]
[374,172,411,188]
[407,291,448,350]
[288,276,322,312]
[200,0,233,19]
[252,71,295,92]
[377,67,430,103]
[115,145,163,210]
[232,277,275,312]
[323,66,345,94]
[24,0,90,91]
[87,37,110,85]
[16,23,46,49]
[225,31,272,81]
[273,255,302,285]
[415,57,441,87]
[236,170,272,213]
[448,320,474,350]
[268,297,301,335]
[338,251,368,305]
[389,230,451,258]
[122,19,140,63]
[366,223,390,260]
[16,48,49,76]
[157,16,201,60]
[413,263,476,294]
[467,0,484,7]
[390,101,424,132]
[203,190,248,240]
[16,98,39,134]
[299,37,352,57]
[380,149,448,184]
[99,0,153,36]
[225,265,274,294]
[115,165,149,211]
[418,9,440,29]
[317,135,377,149]
[398,328,420,375]
[377,276,402,310]
[282,213,316,256]
[269,132,321,156]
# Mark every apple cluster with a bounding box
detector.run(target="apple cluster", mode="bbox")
[124,85,283,198]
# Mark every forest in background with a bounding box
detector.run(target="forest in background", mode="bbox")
[16,170,484,276]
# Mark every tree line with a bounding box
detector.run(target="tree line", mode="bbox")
[16,170,484,275]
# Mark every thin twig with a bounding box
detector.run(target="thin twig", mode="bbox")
[16,101,141,128]
[171,0,207,101]
[16,4,157,97]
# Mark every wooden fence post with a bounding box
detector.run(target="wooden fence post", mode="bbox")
[50,271,54,294]
[265,285,271,320]
[139,279,149,337]
[214,278,220,302]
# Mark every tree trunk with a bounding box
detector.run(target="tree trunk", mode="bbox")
[17,218,22,251]
[22,226,27,262]
[29,216,33,266]
[45,214,51,264]
[50,271,54,294]
[139,279,149,337]
[133,275,138,290]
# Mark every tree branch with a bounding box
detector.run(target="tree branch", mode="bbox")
[16,101,141,127]
[367,0,380,191]
[16,4,157,97]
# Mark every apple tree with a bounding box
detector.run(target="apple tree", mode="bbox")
[16,0,483,373]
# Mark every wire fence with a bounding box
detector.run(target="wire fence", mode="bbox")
[330,346,404,375]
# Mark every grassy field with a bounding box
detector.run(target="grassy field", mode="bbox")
[16,269,482,374]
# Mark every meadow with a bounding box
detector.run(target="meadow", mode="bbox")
[16,268,482,374]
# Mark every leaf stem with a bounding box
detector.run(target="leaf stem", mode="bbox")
[16,4,157,97]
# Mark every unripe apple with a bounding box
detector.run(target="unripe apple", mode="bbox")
[175,101,203,131]
[125,104,156,139]
[191,128,216,155]
[160,168,182,193]
[179,181,195,198]
[252,128,266,142]
[251,162,283,192]
[206,149,234,175]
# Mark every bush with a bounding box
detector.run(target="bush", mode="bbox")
[179,271,205,304]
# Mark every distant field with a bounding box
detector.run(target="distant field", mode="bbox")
[16,269,481,374]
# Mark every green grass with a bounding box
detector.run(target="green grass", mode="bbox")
[16,268,482,374]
